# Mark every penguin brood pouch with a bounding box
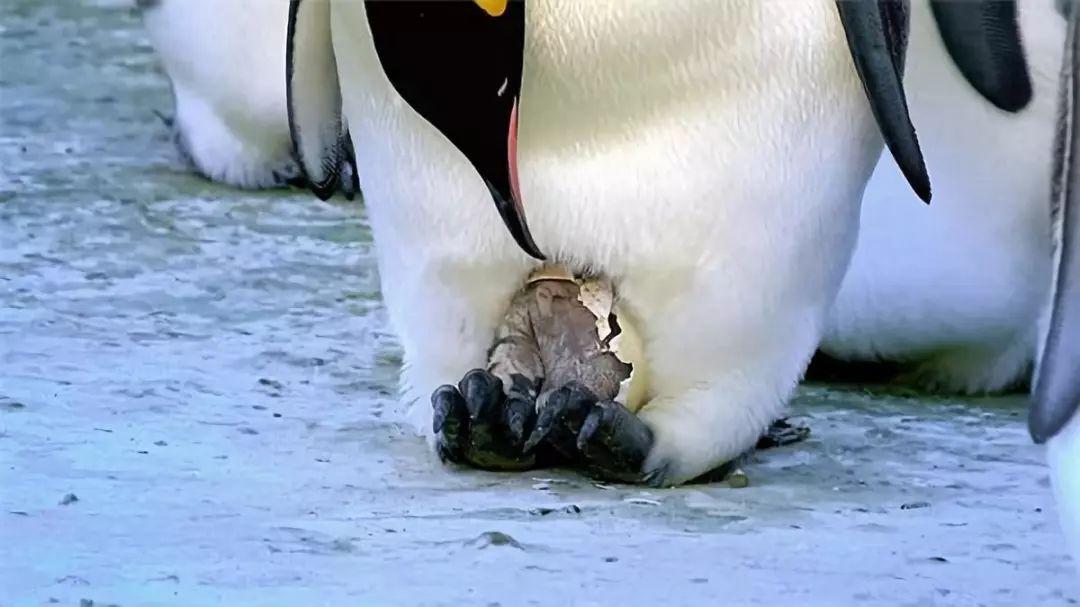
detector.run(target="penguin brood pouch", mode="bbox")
[433,266,653,482]
[432,265,810,484]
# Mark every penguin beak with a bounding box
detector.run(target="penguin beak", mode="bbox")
[489,97,535,258]
[365,0,544,260]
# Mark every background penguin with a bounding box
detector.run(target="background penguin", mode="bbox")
[134,0,356,191]
[288,0,1025,486]
[1033,0,1080,567]
[820,0,1062,394]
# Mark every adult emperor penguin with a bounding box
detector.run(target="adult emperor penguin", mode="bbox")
[1034,0,1080,567]
[135,0,356,190]
[288,1,1026,486]
[821,0,1062,394]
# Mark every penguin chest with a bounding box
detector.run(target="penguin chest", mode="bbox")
[515,0,879,270]
[332,0,878,273]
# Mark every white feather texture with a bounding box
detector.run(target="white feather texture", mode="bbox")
[329,0,882,484]
[822,0,1066,394]
[139,0,298,188]
[1048,413,1080,572]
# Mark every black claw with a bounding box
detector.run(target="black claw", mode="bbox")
[756,418,811,450]
[574,400,652,483]
[524,383,595,456]
[523,398,557,452]
[522,420,549,453]
[577,406,604,454]
[431,385,468,463]
[431,386,452,434]
[458,369,505,456]
[643,463,671,488]
[459,369,504,422]
[503,396,534,447]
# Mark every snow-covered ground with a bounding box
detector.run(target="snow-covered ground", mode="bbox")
[0,2,1075,605]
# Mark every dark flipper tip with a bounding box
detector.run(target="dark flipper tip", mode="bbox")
[836,0,932,205]
[929,0,1034,113]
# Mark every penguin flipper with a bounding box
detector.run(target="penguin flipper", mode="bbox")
[836,0,931,203]
[1031,9,1080,444]
[286,0,357,201]
[929,0,1033,112]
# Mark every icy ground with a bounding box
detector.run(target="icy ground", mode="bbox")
[0,2,1076,605]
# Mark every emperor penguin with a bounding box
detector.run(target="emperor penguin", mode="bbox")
[1033,0,1080,568]
[287,0,1027,486]
[135,0,356,191]
[822,0,1064,395]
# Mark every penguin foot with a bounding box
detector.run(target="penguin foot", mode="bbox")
[431,369,540,472]
[524,383,653,484]
[755,418,811,450]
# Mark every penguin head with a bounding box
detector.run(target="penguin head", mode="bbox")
[365,0,542,259]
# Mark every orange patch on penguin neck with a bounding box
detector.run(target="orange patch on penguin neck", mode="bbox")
[474,0,508,18]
